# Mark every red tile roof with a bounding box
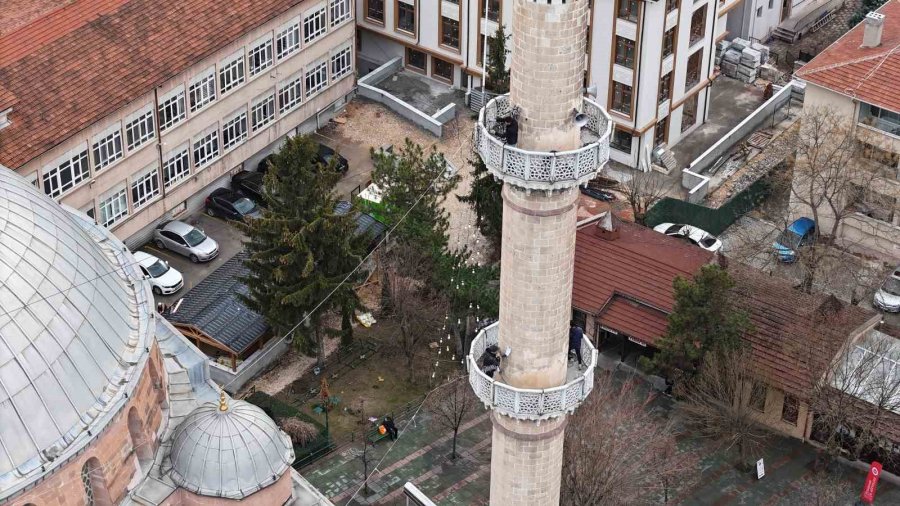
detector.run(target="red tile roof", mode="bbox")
[572,219,714,345]
[0,0,307,169]
[796,0,900,113]
[728,264,879,399]
[0,0,76,36]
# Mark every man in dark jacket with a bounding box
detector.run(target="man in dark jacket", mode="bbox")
[569,321,585,369]
[480,345,501,378]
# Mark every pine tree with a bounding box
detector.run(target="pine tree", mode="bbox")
[458,152,502,256]
[486,24,510,94]
[641,265,752,379]
[241,135,365,365]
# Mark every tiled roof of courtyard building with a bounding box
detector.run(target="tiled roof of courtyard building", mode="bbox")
[727,263,880,399]
[572,217,714,345]
[0,0,306,169]
[795,0,900,113]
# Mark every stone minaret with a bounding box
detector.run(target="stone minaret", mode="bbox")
[471,0,610,504]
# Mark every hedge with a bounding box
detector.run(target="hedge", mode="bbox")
[644,176,771,236]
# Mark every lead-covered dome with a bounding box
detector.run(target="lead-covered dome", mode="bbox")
[169,395,294,499]
[0,168,149,494]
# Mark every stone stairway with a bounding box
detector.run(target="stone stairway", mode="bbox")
[655,147,679,174]
[773,27,798,43]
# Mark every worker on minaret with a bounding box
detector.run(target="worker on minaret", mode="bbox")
[469,0,611,504]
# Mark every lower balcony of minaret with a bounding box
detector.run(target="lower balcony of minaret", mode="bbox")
[467,322,598,421]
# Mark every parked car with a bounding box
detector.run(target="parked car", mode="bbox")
[134,251,184,295]
[205,188,261,220]
[874,265,900,312]
[153,220,219,263]
[231,170,266,204]
[256,143,349,174]
[653,223,723,253]
[772,217,816,263]
[579,186,616,201]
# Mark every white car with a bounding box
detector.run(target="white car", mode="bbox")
[653,223,723,253]
[874,266,900,313]
[134,251,184,295]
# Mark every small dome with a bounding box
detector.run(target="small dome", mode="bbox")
[169,396,294,499]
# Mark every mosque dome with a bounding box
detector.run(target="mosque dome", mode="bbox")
[0,168,150,494]
[169,394,295,499]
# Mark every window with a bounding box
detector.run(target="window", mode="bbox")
[666,0,678,13]
[663,28,676,58]
[158,87,186,131]
[305,61,328,97]
[685,50,703,89]
[689,7,707,46]
[331,0,351,26]
[124,108,155,151]
[441,16,460,49]
[279,74,304,113]
[219,51,246,93]
[406,47,427,72]
[131,166,160,210]
[81,203,95,223]
[43,148,90,198]
[768,0,774,8]
[331,46,353,80]
[654,117,668,146]
[397,1,416,34]
[681,93,698,133]
[611,82,633,116]
[188,70,216,112]
[304,7,328,44]
[658,73,672,104]
[251,94,275,131]
[432,57,454,83]
[781,394,799,425]
[193,128,220,168]
[249,38,274,76]
[276,21,301,60]
[617,0,639,22]
[366,0,384,22]
[92,126,123,171]
[481,0,500,23]
[610,127,633,154]
[98,187,128,227]
[81,459,111,506]
[163,146,190,187]
[477,35,496,66]
[615,36,635,69]
[749,382,767,412]
[222,110,248,150]
[757,6,763,17]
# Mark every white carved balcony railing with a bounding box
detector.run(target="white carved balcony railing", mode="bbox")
[466,322,598,421]
[475,95,612,191]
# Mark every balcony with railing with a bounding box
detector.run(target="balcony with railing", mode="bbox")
[466,322,598,421]
[475,95,612,191]
[859,102,900,138]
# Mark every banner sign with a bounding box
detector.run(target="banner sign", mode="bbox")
[756,459,765,480]
[860,461,882,504]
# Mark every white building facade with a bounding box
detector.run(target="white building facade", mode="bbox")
[355,0,731,170]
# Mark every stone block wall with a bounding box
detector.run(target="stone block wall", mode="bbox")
[490,414,566,505]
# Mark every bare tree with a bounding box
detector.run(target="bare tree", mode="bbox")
[353,432,375,496]
[562,371,698,505]
[381,244,448,382]
[622,171,668,225]
[677,347,769,470]
[427,375,476,459]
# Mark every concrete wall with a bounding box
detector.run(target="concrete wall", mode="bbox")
[688,81,795,175]
[211,336,292,394]
[357,57,456,137]
[682,168,711,203]
[16,5,356,247]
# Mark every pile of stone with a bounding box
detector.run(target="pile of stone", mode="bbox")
[716,38,771,84]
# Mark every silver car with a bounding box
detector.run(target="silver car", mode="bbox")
[874,265,900,313]
[153,220,219,263]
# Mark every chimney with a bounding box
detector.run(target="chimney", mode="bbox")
[862,12,885,48]
[595,212,620,240]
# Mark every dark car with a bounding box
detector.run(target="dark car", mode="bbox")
[205,188,261,220]
[256,143,349,174]
[232,170,266,204]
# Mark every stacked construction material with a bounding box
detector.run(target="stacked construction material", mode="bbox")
[738,47,761,83]
[716,38,770,84]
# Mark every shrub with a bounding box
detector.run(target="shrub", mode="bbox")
[280,418,320,447]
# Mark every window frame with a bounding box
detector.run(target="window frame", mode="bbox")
[193,127,221,169]
[42,146,90,198]
[431,56,454,84]
[611,82,633,116]
[330,0,352,26]
[405,46,427,73]
[131,165,160,210]
[98,186,129,228]
[92,124,124,171]
[162,146,190,188]
[305,61,329,98]
[610,127,633,154]
[279,73,304,114]
[685,49,703,90]
[658,72,672,104]
[304,6,328,44]
[251,93,276,132]
[219,50,246,94]
[124,106,155,152]
[781,394,799,425]
[617,0,639,23]
[614,36,635,69]
[395,0,417,36]
[222,109,248,150]
[249,37,274,77]
[663,27,676,59]
[440,16,461,51]
[188,69,217,113]
[276,19,302,60]
[331,45,353,81]
[158,87,186,131]
[365,0,385,24]
[689,7,707,46]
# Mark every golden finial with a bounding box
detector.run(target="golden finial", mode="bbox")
[219,390,229,412]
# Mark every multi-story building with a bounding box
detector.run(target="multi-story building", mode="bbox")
[355,0,728,171]
[793,6,900,260]
[0,0,356,248]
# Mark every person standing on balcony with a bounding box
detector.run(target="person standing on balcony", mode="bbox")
[480,345,501,378]
[569,321,586,369]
